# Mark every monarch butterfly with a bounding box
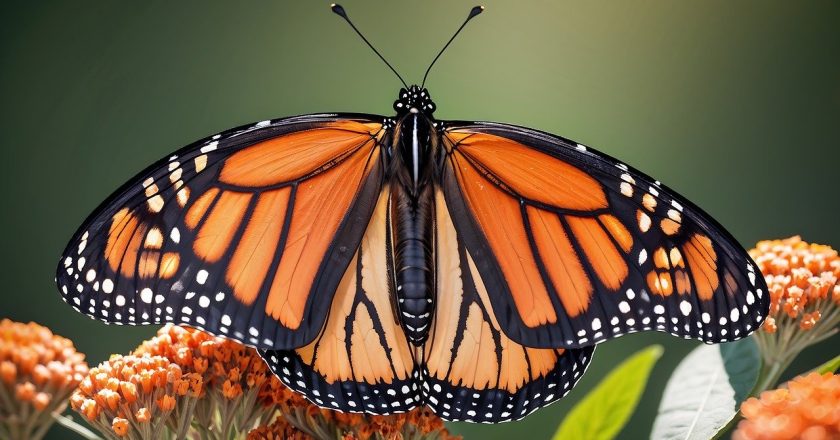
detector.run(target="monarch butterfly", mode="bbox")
[56,4,769,423]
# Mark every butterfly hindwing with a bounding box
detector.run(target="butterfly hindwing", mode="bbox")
[440,122,770,349]
[260,186,421,414]
[57,115,385,350]
[422,189,594,423]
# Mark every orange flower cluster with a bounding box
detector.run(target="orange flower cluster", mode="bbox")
[249,406,460,440]
[136,324,277,397]
[134,324,285,437]
[70,354,202,439]
[247,417,311,440]
[133,326,459,440]
[9,321,457,440]
[749,236,840,333]
[0,319,88,439]
[734,372,840,440]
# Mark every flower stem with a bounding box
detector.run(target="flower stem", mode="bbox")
[53,413,103,440]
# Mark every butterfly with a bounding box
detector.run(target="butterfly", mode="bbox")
[56,4,769,423]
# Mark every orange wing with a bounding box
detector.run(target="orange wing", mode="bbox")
[422,189,593,422]
[260,187,595,421]
[57,116,385,349]
[439,123,769,349]
[260,186,420,414]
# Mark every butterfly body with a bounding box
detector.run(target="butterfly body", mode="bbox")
[388,86,440,344]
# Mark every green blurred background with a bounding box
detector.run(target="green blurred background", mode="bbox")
[2,1,838,438]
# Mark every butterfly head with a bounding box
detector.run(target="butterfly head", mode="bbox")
[394,86,436,116]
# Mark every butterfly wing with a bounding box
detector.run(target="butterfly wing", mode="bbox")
[57,114,386,349]
[439,121,770,349]
[422,188,594,422]
[259,186,594,421]
[260,185,420,414]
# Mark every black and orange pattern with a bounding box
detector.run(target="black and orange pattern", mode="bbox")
[260,189,593,422]
[441,124,768,349]
[57,86,768,423]
[58,116,385,350]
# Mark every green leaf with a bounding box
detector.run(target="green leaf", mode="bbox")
[552,345,663,440]
[651,338,761,440]
[811,354,840,374]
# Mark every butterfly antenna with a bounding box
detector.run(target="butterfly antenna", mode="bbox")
[331,4,408,89]
[421,5,484,88]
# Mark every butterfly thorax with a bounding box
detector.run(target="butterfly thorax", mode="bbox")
[388,86,438,345]
[393,85,436,115]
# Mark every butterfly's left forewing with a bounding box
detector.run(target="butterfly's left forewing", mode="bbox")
[57,115,385,350]
[439,122,770,349]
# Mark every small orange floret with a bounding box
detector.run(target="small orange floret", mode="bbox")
[112,417,130,437]
[80,399,100,422]
[135,407,151,423]
[15,381,36,401]
[0,361,16,384]
[120,381,138,403]
[32,392,50,411]
[222,379,243,399]
[157,394,176,411]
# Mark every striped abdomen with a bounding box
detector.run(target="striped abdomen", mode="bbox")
[391,183,435,345]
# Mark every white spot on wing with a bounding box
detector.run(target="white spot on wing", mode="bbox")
[619,301,630,313]
[200,141,218,153]
[140,288,153,304]
[196,270,208,284]
[679,300,692,316]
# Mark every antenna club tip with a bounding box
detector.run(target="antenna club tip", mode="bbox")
[468,5,485,18]
[330,3,347,18]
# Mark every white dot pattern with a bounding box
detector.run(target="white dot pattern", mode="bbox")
[260,345,593,423]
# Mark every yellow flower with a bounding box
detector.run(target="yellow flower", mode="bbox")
[0,319,88,439]
[733,372,840,440]
[71,354,201,440]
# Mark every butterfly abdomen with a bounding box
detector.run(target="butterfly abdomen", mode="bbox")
[391,183,435,345]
